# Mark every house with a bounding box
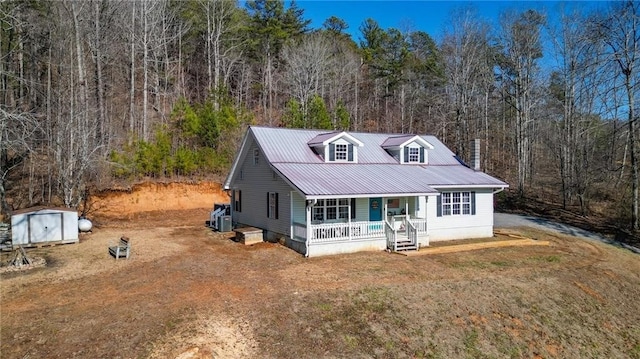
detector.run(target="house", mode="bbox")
[223,126,508,257]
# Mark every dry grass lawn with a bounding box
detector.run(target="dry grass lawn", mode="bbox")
[1,206,639,359]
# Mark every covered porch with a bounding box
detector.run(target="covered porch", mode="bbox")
[290,194,434,256]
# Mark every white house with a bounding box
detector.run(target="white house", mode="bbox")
[223,126,508,257]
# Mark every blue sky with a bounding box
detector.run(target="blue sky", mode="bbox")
[295,1,602,42]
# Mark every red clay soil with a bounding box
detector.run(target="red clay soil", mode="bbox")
[87,181,229,221]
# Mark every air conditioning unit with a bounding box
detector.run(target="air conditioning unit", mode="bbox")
[217,215,232,232]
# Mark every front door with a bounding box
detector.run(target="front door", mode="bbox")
[369,198,382,221]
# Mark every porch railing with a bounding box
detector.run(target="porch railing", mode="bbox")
[410,218,427,232]
[407,220,418,248]
[292,222,307,241]
[385,221,397,251]
[309,221,385,244]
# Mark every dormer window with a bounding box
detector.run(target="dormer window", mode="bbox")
[308,131,363,163]
[407,147,420,163]
[382,135,434,165]
[335,144,347,160]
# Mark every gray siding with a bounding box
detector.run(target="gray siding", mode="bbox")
[231,136,293,237]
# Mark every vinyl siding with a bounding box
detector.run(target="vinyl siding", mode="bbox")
[354,197,369,221]
[231,136,293,237]
[427,189,495,241]
[291,192,306,224]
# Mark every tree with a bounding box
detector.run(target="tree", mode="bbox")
[498,9,546,196]
[281,32,332,120]
[441,6,494,158]
[0,108,39,218]
[245,0,309,124]
[592,1,640,229]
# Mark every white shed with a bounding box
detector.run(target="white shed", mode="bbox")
[11,208,79,246]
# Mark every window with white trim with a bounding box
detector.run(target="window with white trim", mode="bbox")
[312,198,350,221]
[408,147,420,162]
[335,144,347,161]
[441,191,472,216]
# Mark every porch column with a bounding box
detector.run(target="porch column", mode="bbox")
[405,200,409,221]
[348,198,352,240]
[305,201,312,256]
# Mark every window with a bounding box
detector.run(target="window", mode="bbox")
[268,192,278,219]
[440,191,473,216]
[234,190,242,212]
[335,144,347,160]
[312,198,351,221]
[408,147,420,162]
[328,143,355,162]
[403,145,425,164]
[253,149,259,165]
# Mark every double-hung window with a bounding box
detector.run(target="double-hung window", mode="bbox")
[312,198,351,221]
[268,192,278,219]
[440,191,472,216]
[253,149,259,165]
[408,147,420,163]
[335,144,347,161]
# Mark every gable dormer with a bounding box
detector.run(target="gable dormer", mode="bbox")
[308,131,364,163]
[381,135,434,164]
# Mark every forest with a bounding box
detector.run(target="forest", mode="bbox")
[0,0,638,236]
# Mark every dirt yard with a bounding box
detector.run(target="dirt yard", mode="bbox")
[1,182,639,358]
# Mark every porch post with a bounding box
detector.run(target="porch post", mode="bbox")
[348,198,352,240]
[405,200,409,221]
[305,201,312,257]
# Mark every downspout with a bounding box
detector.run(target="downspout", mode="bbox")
[492,187,506,195]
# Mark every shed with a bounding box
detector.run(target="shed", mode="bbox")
[11,208,79,246]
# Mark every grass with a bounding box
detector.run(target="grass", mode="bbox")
[2,225,639,359]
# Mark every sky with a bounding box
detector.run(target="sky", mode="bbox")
[294,1,602,42]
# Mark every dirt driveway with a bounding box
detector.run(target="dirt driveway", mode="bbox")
[2,208,640,359]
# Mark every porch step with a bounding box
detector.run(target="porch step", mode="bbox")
[394,239,418,251]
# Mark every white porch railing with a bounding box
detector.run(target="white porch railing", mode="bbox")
[308,221,385,244]
[292,222,307,241]
[410,218,427,232]
[300,218,427,248]
[385,221,397,250]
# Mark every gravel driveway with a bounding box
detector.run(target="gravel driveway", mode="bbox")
[494,212,640,254]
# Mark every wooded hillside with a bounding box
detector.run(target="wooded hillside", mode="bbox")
[1,0,638,233]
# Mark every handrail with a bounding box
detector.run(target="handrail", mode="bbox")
[406,219,418,249]
[384,220,397,251]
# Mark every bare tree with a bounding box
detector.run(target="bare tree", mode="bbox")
[441,6,493,160]
[498,9,546,195]
[281,32,332,120]
[593,0,640,229]
[0,108,39,218]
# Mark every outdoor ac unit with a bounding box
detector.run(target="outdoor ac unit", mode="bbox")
[217,215,232,232]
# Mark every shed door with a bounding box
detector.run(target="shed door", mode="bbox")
[29,213,63,243]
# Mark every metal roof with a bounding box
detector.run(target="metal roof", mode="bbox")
[307,131,340,146]
[238,126,508,196]
[273,163,440,197]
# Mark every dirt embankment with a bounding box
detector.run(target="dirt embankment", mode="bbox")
[87,181,229,220]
